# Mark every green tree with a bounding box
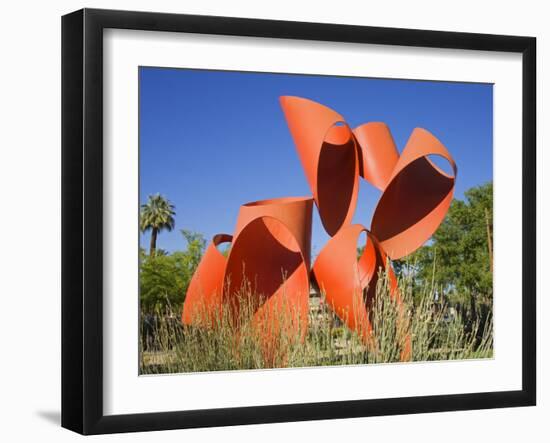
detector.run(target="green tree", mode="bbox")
[140,194,176,256]
[140,254,185,313]
[413,182,493,307]
[139,230,206,314]
[180,229,207,269]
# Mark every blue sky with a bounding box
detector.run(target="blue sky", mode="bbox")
[139,67,492,256]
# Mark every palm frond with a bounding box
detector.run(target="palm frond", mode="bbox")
[140,193,176,233]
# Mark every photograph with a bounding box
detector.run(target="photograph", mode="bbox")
[0,0,544,440]
[138,67,494,374]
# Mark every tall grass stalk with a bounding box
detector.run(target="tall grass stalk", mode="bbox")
[140,265,493,374]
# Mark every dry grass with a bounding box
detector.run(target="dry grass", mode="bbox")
[139,267,493,374]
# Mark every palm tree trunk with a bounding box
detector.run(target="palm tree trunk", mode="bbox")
[150,228,158,256]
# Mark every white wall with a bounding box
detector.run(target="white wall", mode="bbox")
[0,1,546,441]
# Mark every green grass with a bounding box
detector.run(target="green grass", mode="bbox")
[139,267,493,374]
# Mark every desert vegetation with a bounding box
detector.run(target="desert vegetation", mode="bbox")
[139,182,493,374]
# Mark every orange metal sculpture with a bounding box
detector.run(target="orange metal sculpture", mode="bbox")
[182,197,312,341]
[279,96,359,237]
[182,94,456,363]
[312,224,398,341]
[181,233,232,326]
[224,197,312,340]
[369,127,457,259]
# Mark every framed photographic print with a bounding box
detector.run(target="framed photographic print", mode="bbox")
[61,8,536,435]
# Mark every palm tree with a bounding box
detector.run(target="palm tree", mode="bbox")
[140,194,176,256]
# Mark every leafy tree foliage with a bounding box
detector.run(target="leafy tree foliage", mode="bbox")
[180,229,207,270]
[140,230,206,314]
[419,182,492,297]
[396,182,493,310]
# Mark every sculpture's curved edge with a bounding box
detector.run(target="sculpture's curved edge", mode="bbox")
[371,127,458,259]
[353,122,399,191]
[312,224,411,360]
[233,196,313,268]
[313,225,379,340]
[224,215,310,334]
[181,233,232,326]
[280,95,359,236]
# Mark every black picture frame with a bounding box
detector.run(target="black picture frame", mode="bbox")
[61,8,536,435]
